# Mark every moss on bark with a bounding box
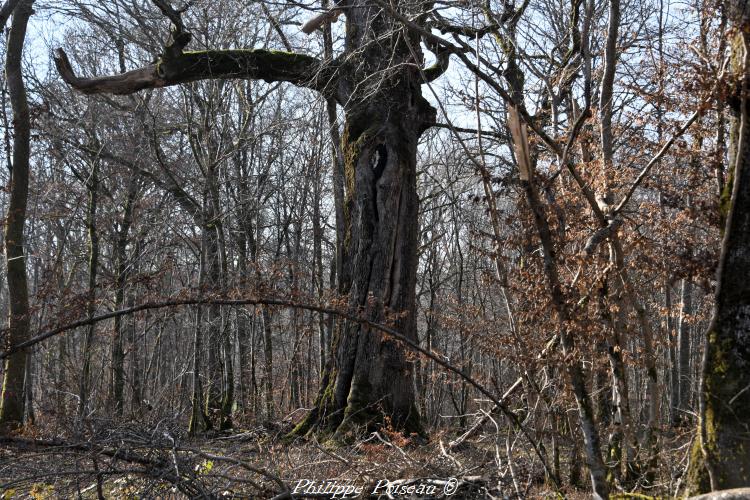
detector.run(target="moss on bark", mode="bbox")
[688,25,750,494]
[158,49,319,83]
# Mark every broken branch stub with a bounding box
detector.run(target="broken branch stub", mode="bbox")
[151,0,192,59]
[507,104,532,181]
[301,8,342,34]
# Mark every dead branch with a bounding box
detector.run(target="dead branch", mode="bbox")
[54,47,327,95]
[300,8,342,34]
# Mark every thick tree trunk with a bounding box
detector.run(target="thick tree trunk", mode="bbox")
[289,0,436,439]
[687,17,750,493]
[319,104,426,436]
[0,0,32,427]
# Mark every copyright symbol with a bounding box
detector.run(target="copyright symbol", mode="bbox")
[444,477,459,496]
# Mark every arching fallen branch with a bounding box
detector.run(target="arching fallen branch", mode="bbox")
[0,294,559,488]
[0,296,403,359]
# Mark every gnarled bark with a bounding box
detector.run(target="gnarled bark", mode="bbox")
[283,0,440,439]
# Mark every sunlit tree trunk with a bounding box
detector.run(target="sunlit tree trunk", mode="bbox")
[688,6,750,492]
[676,277,693,423]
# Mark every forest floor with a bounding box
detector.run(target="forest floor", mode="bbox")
[0,417,691,499]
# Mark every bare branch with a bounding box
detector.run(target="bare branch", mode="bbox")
[422,44,452,82]
[583,218,623,256]
[0,295,416,358]
[151,0,189,33]
[612,104,708,215]
[150,0,193,58]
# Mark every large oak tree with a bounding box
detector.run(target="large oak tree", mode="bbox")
[55,0,448,436]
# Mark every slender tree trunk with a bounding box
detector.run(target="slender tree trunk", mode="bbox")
[522,177,610,498]
[234,148,253,413]
[599,0,620,178]
[129,241,142,417]
[313,144,327,376]
[0,0,21,29]
[243,205,274,421]
[322,4,345,382]
[110,175,138,416]
[594,345,612,429]
[250,312,258,416]
[201,168,233,429]
[676,277,693,423]
[261,306,274,420]
[0,0,32,427]
[204,231,222,423]
[322,0,345,289]
[78,161,99,418]
[668,281,680,422]
[235,242,249,412]
[189,238,210,434]
[189,308,209,434]
[608,239,661,478]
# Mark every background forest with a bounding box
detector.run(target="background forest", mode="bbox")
[0,0,743,498]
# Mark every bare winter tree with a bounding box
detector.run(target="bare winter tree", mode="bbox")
[0,0,744,497]
[54,0,449,437]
